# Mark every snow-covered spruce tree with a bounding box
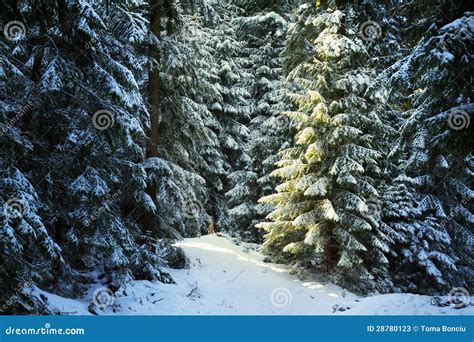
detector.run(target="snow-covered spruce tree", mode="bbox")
[0,1,77,312]
[61,0,179,285]
[144,19,212,238]
[182,0,223,26]
[0,161,62,314]
[184,14,234,234]
[225,11,290,242]
[382,4,473,293]
[234,0,300,14]
[1,0,183,312]
[142,0,279,238]
[203,6,253,232]
[258,7,399,292]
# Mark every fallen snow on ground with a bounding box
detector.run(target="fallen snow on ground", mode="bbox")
[33,234,473,315]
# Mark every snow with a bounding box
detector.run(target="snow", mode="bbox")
[434,50,454,64]
[30,287,91,316]
[31,235,473,316]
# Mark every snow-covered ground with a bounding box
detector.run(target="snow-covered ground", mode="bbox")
[32,234,473,315]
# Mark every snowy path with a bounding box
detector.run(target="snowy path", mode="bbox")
[33,234,473,315]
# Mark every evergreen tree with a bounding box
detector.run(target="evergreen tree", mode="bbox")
[0,0,180,312]
[145,5,219,238]
[258,6,399,292]
[382,3,473,293]
[204,7,254,231]
[226,11,290,242]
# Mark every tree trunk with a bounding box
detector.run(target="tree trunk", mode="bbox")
[148,0,161,159]
[325,222,337,273]
[142,0,161,236]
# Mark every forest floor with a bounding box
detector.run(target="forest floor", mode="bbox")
[32,234,473,315]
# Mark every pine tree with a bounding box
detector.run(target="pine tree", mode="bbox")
[0,0,182,312]
[202,7,254,231]
[382,2,473,292]
[258,6,399,292]
[144,3,218,238]
[226,11,290,241]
